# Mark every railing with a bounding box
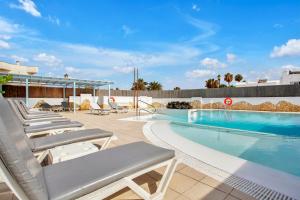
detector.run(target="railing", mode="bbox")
[137,99,157,116]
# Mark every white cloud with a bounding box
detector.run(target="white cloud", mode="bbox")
[281,64,300,71]
[273,24,283,29]
[113,66,134,74]
[185,69,214,78]
[10,0,41,17]
[200,57,226,68]
[0,40,10,49]
[10,55,28,62]
[192,4,200,12]
[0,17,20,34]
[47,16,60,26]
[226,53,236,63]
[270,39,300,58]
[0,35,11,40]
[65,66,80,73]
[33,53,62,66]
[185,16,218,43]
[122,25,135,37]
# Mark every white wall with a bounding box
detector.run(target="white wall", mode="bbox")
[16,96,300,109]
[99,96,152,108]
[201,97,300,105]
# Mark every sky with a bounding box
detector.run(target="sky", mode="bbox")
[0,0,300,89]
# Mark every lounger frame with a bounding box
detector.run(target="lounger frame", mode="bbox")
[26,126,85,138]
[0,157,178,200]
[34,136,113,163]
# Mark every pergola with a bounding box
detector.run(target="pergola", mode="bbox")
[0,73,113,112]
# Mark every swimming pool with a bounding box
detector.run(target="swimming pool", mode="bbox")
[154,109,300,177]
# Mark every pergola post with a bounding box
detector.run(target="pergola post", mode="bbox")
[93,87,96,103]
[73,81,76,113]
[25,78,29,107]
[108,84,111,101]
[63,86,66,101]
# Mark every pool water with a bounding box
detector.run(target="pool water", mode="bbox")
[154,109,300,177]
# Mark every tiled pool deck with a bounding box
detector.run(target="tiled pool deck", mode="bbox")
[63,111,256,200]
[0,111,256,200]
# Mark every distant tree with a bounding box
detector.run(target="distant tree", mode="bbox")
[131,78,148,90]
[224,73,233,86]
[147,81,162,90]
[174,87,181,90]
[235,74,243,82]
[115,87,119,90]
[0,74,13,94]
[219,84,227,88]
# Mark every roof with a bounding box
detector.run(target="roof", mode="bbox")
[0,73,113,87]
[0,61,38,75]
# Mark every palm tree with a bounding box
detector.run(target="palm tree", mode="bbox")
[174,87,181,90]
[224,73,233,86]
[205,79,215,88]
[217,74,221,84]
[213,79,220,88]
[147,81,162,90]
[235,74,243,82]
[131,78,147,90]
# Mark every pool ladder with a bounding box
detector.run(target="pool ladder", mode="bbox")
[137,100,158,116]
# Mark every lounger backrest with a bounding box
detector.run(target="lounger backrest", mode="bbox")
[7,99,26,123]
[0,98,48,200]
[20,100,30,113]
[13,100,29,119]
[91,102,101,109]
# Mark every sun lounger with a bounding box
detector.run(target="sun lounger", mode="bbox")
[19,100,53,114]
[90,102,110,115]
[1,95,114,163]
[108,101,129,113]
[14,100,61,119]
[0,132,176,200]
[8,99,71,126]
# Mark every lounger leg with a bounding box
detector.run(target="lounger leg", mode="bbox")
[100,137,112,150]
[35,150,49,163]
[152,158,178,199]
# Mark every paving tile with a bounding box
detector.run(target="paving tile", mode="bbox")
[164,188,181,200]
[169,172,198,193]
[230,189,256,200]
[179,166,206,181]
[225,195,240,200]
[183,182,227,200]
[201,176,233,193]
[176,163,187,171]
[175,194,192,200]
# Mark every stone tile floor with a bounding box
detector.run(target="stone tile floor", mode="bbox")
[0,111,257,200]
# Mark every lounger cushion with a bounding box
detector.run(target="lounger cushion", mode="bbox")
[24,121,83,133]
[23,118,71,126]
[43,141,174,200]
[0,97,49,200]
[31,128,113,152]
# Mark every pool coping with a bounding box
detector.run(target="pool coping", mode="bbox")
[143,120,300,200]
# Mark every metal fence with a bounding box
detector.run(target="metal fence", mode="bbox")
[98,85,300,98]
[3,84,300,98]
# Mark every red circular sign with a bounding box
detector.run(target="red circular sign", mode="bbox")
[224,97,233,106]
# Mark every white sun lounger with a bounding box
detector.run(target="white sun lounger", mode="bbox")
[90,102,110,115]
[0,97,178,200]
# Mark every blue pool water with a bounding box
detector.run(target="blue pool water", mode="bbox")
[154,110,300,177]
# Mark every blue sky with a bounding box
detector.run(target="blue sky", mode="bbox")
[0,0,300,89]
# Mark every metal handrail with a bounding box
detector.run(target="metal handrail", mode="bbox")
[137,99,157,116]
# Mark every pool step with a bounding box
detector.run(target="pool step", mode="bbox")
[224,175,296,200]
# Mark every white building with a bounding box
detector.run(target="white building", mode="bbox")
[236,70,300,87]
[280,70,300,85]
[0,61,38,75]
